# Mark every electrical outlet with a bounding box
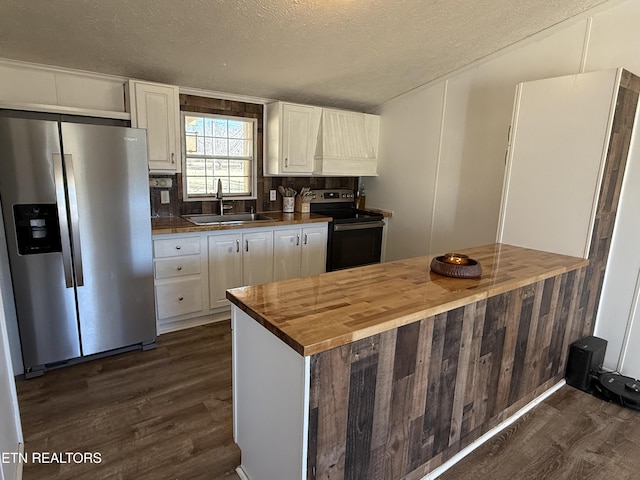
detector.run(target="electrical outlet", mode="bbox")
[160,190,170,204]
[269,189,277,201]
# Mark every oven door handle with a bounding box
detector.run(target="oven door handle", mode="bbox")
[333,221,385,232]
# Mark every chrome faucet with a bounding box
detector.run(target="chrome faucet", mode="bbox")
[216,178,232,216]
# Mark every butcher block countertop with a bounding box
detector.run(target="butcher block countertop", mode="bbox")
[226,243,588,356]
[151,212,331,235]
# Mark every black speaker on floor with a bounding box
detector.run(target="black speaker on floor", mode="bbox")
[566,335,607,392]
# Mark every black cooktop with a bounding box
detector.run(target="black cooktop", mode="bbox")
[311,206,383,223]
[307,189,384,223]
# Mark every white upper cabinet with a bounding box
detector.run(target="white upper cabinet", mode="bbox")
[266,102,322,175]
[0,60,128,118]
[265,101,380,177]
[314,108,380,176]
[128,80,181,173]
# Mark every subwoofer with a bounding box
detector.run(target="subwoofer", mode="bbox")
[565,335,607,392]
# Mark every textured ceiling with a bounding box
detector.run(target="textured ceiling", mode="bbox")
[0,0,608,111]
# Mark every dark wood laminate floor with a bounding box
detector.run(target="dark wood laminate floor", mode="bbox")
[16,321,241,480]
[438,385,640,480]
[16,320,640,480]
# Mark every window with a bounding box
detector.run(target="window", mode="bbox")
[182,112,256,200]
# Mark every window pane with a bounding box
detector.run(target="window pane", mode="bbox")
[187,176,207,195]
[229,160,250,176]
[204,118,214,137]
[205,159,215,176]
[215,159,230,176]
[204,137,214,156]
[229,177,250,194]
[183,113,254,199]
[213,119,228,137]
[228,139,252,157]
[228,120,247,139]
[214,138,228,156]
[205,177,215,194]
[185,116,203,135]
[185,134,198,154]
[186,158,206,176]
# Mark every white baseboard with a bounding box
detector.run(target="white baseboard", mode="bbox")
[236,465,250,480]
[424,380,566,480]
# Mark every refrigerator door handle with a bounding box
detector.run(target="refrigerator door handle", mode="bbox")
[64,154,84,287]
[53,153,74,288]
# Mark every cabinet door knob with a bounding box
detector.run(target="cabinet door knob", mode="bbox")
[176,265,182,271]
[178,296,184,301]
[175,245,181,250]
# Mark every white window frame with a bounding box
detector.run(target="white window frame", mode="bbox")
[181,111,258,201]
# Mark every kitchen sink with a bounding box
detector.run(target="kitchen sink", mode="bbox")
[182,213,275,225]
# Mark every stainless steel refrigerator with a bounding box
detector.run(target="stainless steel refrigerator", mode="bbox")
[0,115,156,377]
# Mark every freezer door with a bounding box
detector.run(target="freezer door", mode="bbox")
[0,117,81,370]
[60,123,156,355]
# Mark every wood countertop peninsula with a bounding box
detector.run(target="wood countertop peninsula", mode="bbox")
[226,243,588,356]
[151,211,331,235]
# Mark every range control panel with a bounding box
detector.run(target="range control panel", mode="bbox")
[309,189,356,204]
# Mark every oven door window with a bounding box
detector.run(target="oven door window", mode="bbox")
[328,223,383,271]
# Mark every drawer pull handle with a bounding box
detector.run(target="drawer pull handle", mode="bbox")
[175,245,181,250]
[176,266,182,271]
[178,296,184,301]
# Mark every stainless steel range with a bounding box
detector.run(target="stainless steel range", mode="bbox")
[309,189,384,271]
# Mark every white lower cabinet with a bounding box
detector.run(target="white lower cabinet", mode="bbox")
[155,278,203,318]
[242,231,274,286]
[273,225,327,281]
[208,233,243,308]
[153,235,207,333]
[209,229,275,308]
[153,223,326,332]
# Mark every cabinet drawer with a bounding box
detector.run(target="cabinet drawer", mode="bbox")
[154,236,200,258]
[154,255,201,279]
[155,279,203,319]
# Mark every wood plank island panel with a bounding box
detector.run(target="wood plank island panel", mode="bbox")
[306,268,590,480]
[227,243,587,356]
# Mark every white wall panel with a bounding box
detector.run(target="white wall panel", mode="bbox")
[585,0,640,76]
[0,282,23,480]
[431,21,587,254]
[366,83,445,260]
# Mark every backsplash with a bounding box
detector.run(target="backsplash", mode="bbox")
[150,174,357,217]
[150,94,357,217]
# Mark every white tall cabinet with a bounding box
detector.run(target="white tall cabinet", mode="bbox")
[497,69,619,259]
[498,68,640,377]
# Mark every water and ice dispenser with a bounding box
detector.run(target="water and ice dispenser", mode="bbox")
[13,204,62,255]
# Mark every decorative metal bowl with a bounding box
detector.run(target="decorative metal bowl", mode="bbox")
[430,253,482,278]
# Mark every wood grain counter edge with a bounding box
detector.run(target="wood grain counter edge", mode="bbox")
[151,212,331,235]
